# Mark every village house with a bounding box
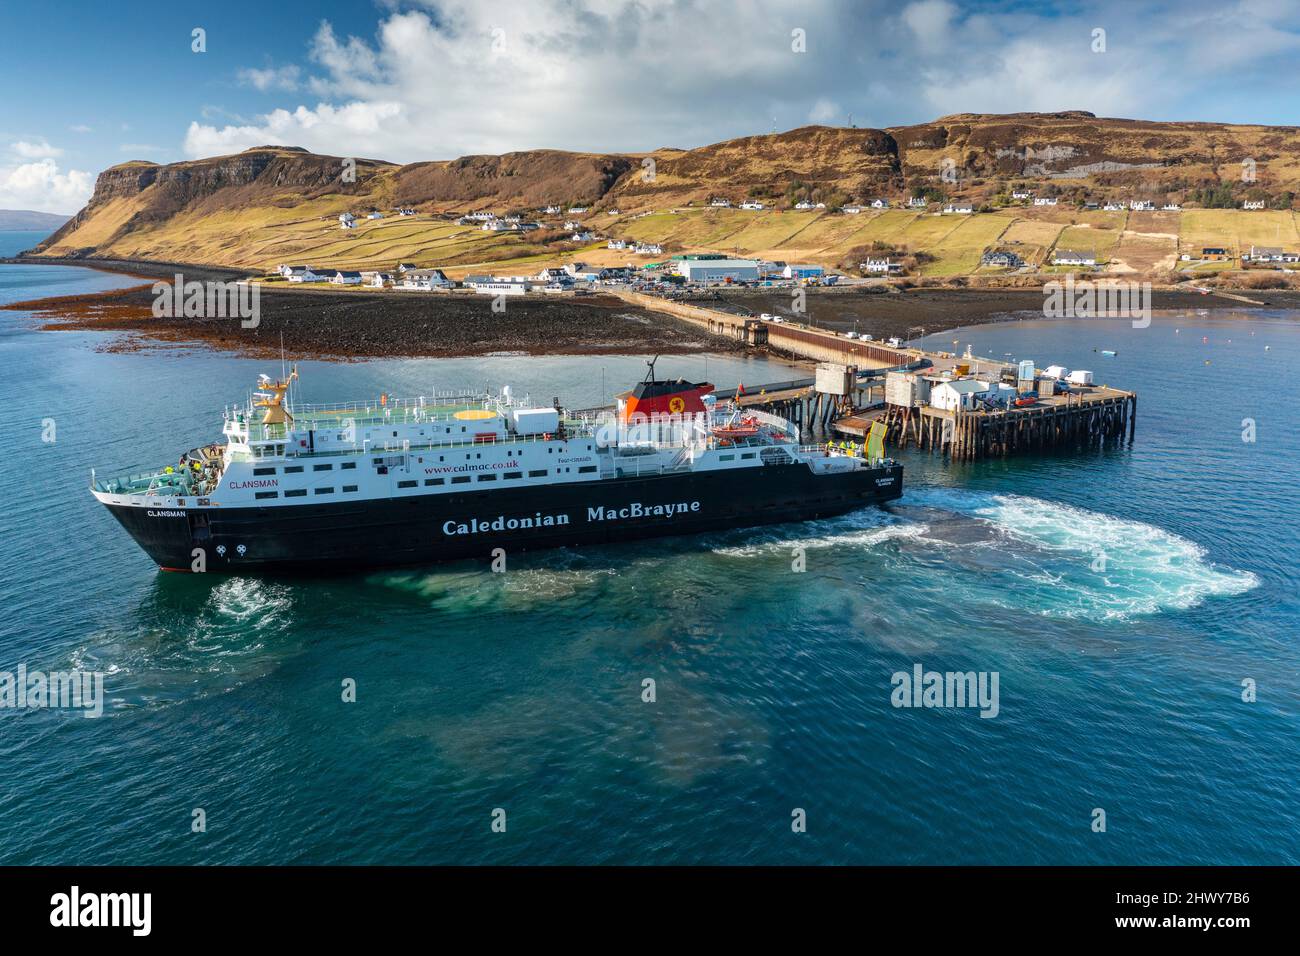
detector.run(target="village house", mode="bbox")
[569,231,597,242]
[841,204,864,214]
[1129,200,1155,211]
[607,239,628,250]
[564,220,583,231]
[943,202,974,215]
[1011,190,1034,200]
[1245,246,1300,263]
[861,258,903,274]
[284,266,325,283]
[366,211,384,220]
[330,270,363,286]
[1033,197,1057,206]
[793,200,816,210]
[1201,247,1232,261]
[740,200,765,210]
[276,264,309,277]
[709,198,732,208]
[1051,249,1097,267]
[398,269,451,291]
[1243,200,1266,210]
[870,198,890,209]
[907,197,928,208]
[1162,203,1182,211]
[396,263,419,273]
[543,205,562,215]
[465,275,531,295]
[568,206,589,213]
[393,208,416,217]
[338,212,355,224]
[1103,202,1126,211]
[980,250,1025,269]
[634,242,663,255]
[362,271,393,289]
[535,267,573,285]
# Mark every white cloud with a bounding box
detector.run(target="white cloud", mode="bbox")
[176,0,1300,163]
[0,158,93,214]
[69,124,92,134]
[238,65,302,92]
[11,140,63,159]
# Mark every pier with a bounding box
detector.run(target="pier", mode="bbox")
[612,289,1138,460]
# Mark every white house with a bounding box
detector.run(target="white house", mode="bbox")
[740,200,765,210]
[870,198,890,209]
[363,272,393,288]
[930,379,992,411]
[568,206,589,213]
[1129,200,1155,211]
[366,211,384,220]
[338,212,355,224]
[277,264,309,277]
[468,278,530,295]
[633,242,663,255]
[286,267,327,283]
[709,199,732,208]
[340,218,356,230]
[1243,200,1266,210]
[1052,249,1097,266]
[569,231,596,242]
[563,220,583,231]
[330,270,363,285]
[398,269,451,290]
[1162,203,1182,211]
[1033,197,1057,206]
[907,197,928,208]
[606,209,621,215]
[943,203,974,214]
[543,205,562,215]
[1103,202,1126,211]
[842,205,864,214]
[861,258,902,274]
[394,208,416,216]
[1012,190,1034,200]
[607,239,628,250]
[396,263,419,273]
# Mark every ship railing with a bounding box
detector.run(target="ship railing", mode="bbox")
[611,458,695,479]
[273,422,599,460]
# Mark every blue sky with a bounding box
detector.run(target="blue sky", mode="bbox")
[4,0,1300,214]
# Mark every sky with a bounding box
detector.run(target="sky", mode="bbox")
[3,0,1300,215]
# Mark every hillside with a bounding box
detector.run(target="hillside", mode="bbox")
[29,112,1300,277]
[0,209,71,231]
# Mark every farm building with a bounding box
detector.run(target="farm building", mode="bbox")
[783,264,824,279]
[1052,249,1097,266]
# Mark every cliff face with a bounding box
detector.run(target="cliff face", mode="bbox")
[887,111,1300,192]
[32,112,1300,267]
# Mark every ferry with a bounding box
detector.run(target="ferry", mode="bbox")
[91,365,903,572]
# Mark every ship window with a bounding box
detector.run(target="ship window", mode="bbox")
[285,489,307,497]
[548,448,553,454]
[425,478,444,486]
[719,454,734,461]
[503,472,521,480]
[314,463,332,471]
[392,431,398,437]
[477,474,496,482]
[373,457,383,465]
[578,465,597,474]
[341,462,356,470]
[315,487,333,495]
[253,467,276,476]
[398,480,417,488]
[284,465,303,473]
[741,452,756,459]
[255,491,278,500]
[343,485,358,493]
[451,476,471,484]
[527,469,547,478]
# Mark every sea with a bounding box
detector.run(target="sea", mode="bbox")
[0,230,1296,865]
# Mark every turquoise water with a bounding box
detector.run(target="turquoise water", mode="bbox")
[0,249,1296,864]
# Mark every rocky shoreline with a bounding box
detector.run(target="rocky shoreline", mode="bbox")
[5,255,1299,361]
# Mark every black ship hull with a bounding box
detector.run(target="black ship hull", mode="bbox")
[103,461,904,573]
